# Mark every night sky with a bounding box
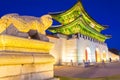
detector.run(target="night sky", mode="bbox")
[0,0,120,50]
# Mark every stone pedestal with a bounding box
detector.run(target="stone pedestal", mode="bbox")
[0,35,58,80]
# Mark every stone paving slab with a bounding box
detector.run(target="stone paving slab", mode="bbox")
[54,62,120,78]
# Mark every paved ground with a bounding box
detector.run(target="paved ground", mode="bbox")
[54,62,120,78]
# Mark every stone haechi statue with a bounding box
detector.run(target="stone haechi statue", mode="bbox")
[0,13,53,41]
[0,14,58,80]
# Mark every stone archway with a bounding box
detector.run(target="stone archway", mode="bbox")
[102,50,107,61]
[85,47,91,62]
[85,49,88,61]
[95,48,101,62]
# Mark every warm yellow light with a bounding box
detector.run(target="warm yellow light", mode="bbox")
[0,35,54,53]
[0,14,52,34]
[90,22,95,28]
[102,50,106,61]
[95,48,101,62]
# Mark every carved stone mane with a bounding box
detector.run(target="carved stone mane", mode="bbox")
[0,13,53,41]
[0,13,52,34]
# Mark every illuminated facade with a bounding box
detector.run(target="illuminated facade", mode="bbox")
[0,14,58,80]
[48,1,111,65]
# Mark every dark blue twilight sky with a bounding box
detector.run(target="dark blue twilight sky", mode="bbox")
[0,0,120,49]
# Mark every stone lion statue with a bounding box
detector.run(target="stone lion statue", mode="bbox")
[0,13,53,41]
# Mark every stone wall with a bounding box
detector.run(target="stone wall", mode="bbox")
[0,63,53,80]
[0,35,59,80]
[47,36,62,65]
[77,36,109,63]
[48,34,109,65]
[0,52,57,80]
[108,51,119,61]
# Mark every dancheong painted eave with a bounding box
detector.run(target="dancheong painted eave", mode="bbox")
[48,16,111,42]
[49,0,107,32]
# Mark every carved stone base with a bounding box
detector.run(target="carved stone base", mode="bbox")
[0,35,58,80]
[0,52,56,80]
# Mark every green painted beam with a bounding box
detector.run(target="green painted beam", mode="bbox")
[50,1,106,32]
[48,16,110,42]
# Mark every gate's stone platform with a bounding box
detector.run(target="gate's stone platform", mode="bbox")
[0,14,59,80]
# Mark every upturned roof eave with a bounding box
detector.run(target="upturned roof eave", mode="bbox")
[48,16,109,40]
[49,1,106,31]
